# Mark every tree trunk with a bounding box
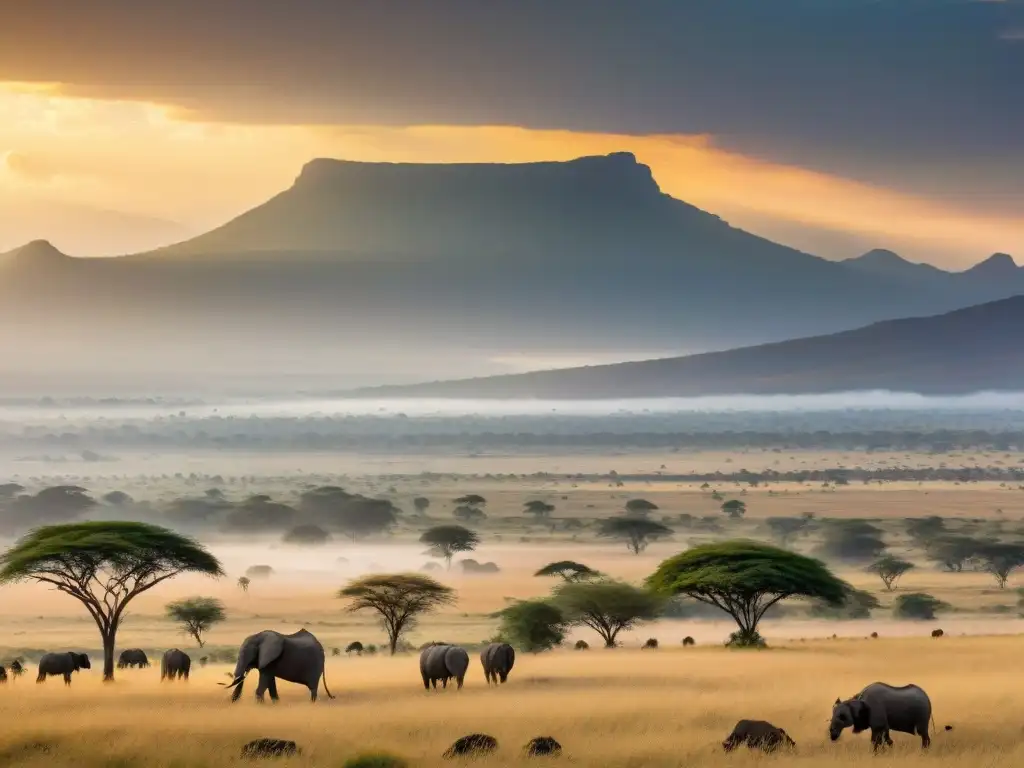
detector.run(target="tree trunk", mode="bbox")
[102,630,117,682]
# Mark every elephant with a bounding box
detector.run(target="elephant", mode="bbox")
[37,652,91,685]
[722,720,796,753]
[222,628,334,703]
[830,682,937,751]
[117,648,150,669]
[419,643,469,690]
[161,649,191,681]
[480,642,515,685]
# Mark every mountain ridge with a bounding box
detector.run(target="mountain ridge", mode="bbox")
[346,295,1024,399]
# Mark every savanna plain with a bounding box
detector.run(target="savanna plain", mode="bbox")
[2,405,1024,768]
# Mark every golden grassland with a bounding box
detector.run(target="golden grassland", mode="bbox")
[0,636,1022,768]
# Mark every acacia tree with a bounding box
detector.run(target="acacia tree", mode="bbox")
[454,494,487,508]
[721,499,747,519]
[598,517,671,555]
[237,576,250,593]
[765,517,810,547]
[534,561,601,582]
[624,499,659,517]
[165,596,226,647]
[524,500,556,519]
[413,497,431,514]
[0,521,223,680]
[647,540,847,647]
[339,574,456,654]
[552,580,664,648]
[976,542,1024,588]
[867,554,916,591]
[420,525,480,569]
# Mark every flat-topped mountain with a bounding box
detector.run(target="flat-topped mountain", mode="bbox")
[350,295,1024,399]
[0,153,1019,394]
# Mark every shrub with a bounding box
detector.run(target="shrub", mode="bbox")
[893,592,948,620]
[497,600,567,652]
[573,640,589,650]
[342,752,409,768]
[725,629,767,648]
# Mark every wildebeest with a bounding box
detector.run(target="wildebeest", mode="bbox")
[37,652,91,685]
[682,636,695,647]
[722,720,796,753]
[480,642,515,685]
[642,638,658,649]
[117,648,150,669]
[931,628,944,638]
[443,734,498,758]
[240,739,300,759]
[830,682,945,751]
[524,736,562,757]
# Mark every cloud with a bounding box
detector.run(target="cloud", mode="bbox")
[4,150,58,181]
[1,0,1021,200]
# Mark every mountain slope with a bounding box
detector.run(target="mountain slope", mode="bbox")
[0,153,1020,395]
[350,296,1024,399]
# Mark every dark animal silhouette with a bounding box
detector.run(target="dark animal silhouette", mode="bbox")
[524,737,562,757]
[642,638,658,649]
[117,648,150,669]
[480,642,515,685]
[870,632,879,639]
[10,659,24,678]
[722,720,796,753]
[240,739,300,759]
[931,628,944,638]
[830,682,941,751]
[0,666,7,683]
[420,643,469,690]
[37,652,91,685]
[443,734,498,758]
[161,649,191,681]
[574,640,589,650]
[223,628,334,703]
[682,636,695,646]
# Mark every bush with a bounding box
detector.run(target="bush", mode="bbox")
[816,520,886,562]
[725,629,767,648]
[342,752,409,768]
[809,587,880,619]
[574,640,589,650]
[893,592,948,620]
[497,600,567,652]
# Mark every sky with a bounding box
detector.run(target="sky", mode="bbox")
[1,0,1022,267]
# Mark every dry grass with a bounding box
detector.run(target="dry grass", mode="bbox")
[0,637,1021,768]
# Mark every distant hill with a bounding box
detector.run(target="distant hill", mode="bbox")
[349,296,1024,399]
[0,153,1020,395]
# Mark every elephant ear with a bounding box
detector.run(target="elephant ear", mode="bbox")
[257,632,286,669]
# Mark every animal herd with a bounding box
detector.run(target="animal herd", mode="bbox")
[3,627,952,756]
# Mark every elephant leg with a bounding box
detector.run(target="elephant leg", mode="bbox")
[254,671,271,703]
[499,671,508,684]
[456,674,464,690]
[870,729,886,751]
[183,670,189,681]
[36,673,45,684]
[267,677,280,702]
[64,673,72,686]
[422,674,430,690]
[919,725,930,749]
[442,677,448,689]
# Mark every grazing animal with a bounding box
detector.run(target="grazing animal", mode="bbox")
[346,641,364,656]
[524,736,562,757]
[117,648,150,669]
[241,739,300,759]
[480,642,515,685]
[443,734,498,758]
[574,640,589,651]
[870,632,879,639]
[682,636,696,646]
[642,638,658,649]
[161,649,191,681]
[931,628,944,638]
[722,720,796,753]
[223,628,334,703]
[199,656,209,667]
[37,652,91,685]
[830,682,941,751]
[420,643,469,690]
